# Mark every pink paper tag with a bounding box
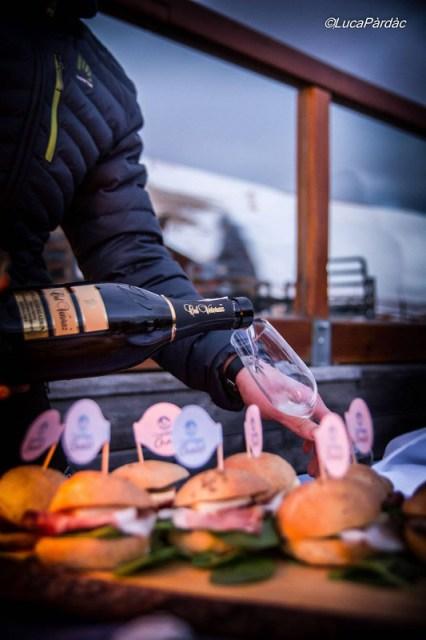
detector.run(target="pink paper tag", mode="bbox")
[20,409,63,462]
[314,413,351,478]
[244,405,263,458]
[133,403,181,457]
[172,405,223,469]
[62,399,110,465]
[345,398,374,455]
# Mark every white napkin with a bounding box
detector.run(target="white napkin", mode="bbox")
[372,427,426,496]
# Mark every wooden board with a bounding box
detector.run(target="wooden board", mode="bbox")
[0,555,425,638]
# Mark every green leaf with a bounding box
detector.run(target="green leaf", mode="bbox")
[154,519,174,532]
[62,525,122,540]
[329,554,425,588]
[115,545,180,576]
[214,518,280,550]
[191,550,241,568]
[211,556,277,585]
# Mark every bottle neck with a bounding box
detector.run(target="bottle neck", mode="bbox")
[163,296,251,341]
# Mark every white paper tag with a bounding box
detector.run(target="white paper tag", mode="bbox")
[345,398,374,455]
[62,399,110,465]
[20,409,63,462]
[133,402,181,457]
[244,405,263,458]
[172,405,223,469]
[314,412,351,478]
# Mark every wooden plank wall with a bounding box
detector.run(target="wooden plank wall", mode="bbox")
[49,365,426,474]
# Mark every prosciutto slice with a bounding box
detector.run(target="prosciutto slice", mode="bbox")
[23,507,154,537]
[172,505,264,534]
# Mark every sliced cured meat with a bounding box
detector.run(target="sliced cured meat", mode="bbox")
[22,506,154,536]
[172,505,264,534]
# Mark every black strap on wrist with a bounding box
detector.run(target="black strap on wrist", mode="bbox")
[222,355,244,398]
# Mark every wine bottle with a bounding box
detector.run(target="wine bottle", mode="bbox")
[0,282,253,383]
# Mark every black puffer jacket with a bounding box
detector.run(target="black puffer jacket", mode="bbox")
[0,7,241,410]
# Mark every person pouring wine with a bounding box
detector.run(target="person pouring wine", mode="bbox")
[0,2,328,473]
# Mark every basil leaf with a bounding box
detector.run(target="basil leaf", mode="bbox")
[329,555,425,588]
[115,545,180,576]
[191,550,241,568]
[215,518,280,550]
[62,525,122,540]
[155,519,174,532]
[211,556,277,585]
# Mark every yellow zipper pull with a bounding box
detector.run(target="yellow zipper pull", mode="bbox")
[45,54,63,162]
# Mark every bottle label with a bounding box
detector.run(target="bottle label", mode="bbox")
[183,302,226,317]
[43,287,79,337]
[14,291,49,340]
[72,285,108,333]
[15,285,109,340]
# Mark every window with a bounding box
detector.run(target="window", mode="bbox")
[330,104,426,320]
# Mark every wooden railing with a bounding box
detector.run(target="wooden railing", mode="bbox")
[100,0,426,364]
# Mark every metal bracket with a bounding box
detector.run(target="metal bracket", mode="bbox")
[311,319,331,366]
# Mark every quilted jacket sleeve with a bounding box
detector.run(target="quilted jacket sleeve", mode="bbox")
[62,109,242,411]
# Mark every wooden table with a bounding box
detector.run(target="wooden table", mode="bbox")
[0,555,425,638]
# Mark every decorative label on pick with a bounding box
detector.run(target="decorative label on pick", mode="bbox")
[345,398,374,456]
[20,409,63,462]
[244,405,263,458]
[62,399,110,465]
[314,413,351,478]
[133,403,181,457]
[172,405,223,469]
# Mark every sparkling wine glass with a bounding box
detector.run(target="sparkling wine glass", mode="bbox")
[231,318,318,418]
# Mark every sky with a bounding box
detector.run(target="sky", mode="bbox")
[89,0,426,213]
[196,0,426,103]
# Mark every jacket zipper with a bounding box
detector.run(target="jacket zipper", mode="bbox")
[44,54,63,162]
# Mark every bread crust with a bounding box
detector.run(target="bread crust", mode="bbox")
[404,522,426,563]
[35,535,149,570]
[0,466,64,525]
[170,530,233,555]
[113,461,189,491]
[403,483,426,563]
[49,471,152,512]
[345,464,393,503]
[277,477,381,540]
[284,536,374,566]
[0,531,39,550]
[224,452,297,496]
[175,468,270,507]
[403,481,426,517]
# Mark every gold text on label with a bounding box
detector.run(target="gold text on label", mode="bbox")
[43,288,79,336]
[14,291,49,340]
[183,303,226,317]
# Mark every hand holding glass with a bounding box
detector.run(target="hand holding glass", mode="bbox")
[231,318,317,418]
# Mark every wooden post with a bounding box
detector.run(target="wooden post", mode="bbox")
[295,87,330,319]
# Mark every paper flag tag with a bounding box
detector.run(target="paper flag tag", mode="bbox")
[172,405,223,469]
[244,405,263,458]
[62,399,110,465]
[314,413,351,478]
[345,398,374,456]
[133,402,181,457]
[20,409,63,462]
